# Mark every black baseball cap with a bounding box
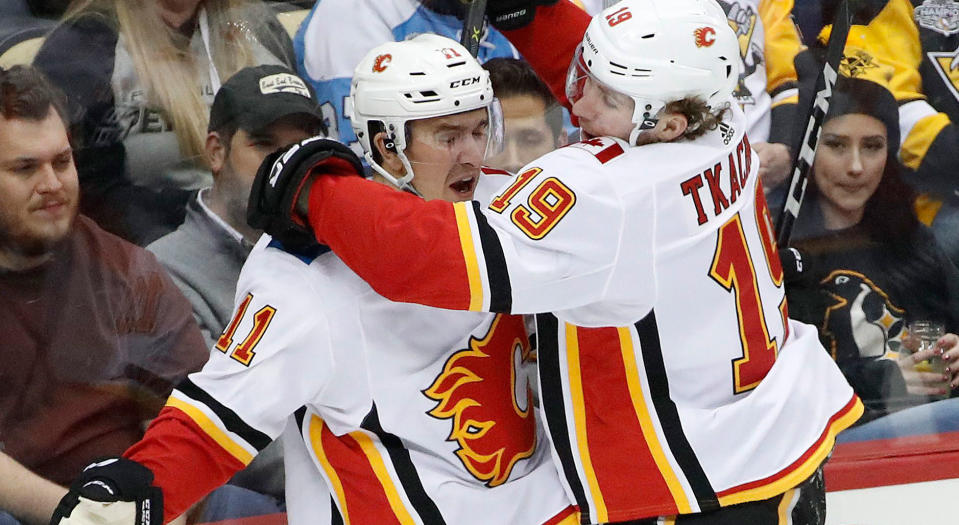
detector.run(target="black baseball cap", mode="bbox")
[208,65,323,133]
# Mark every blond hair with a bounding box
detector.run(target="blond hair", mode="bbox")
[63,0,280,166]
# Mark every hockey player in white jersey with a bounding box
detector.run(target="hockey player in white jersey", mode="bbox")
[243,1,864,524]
[49,34,576,525]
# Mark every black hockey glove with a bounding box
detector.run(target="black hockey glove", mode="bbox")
[486,0,560,30]
[247,137,364,251]
[49,457,162,525]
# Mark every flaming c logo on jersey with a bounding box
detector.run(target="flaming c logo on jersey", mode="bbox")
[694,26,716,47]
[372,53,392,73]
[423,314,536,487]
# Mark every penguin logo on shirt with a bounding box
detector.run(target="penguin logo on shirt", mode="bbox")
[423,314,537,487]
[820,270,906,360]
[839,50,881,79]
[926,45,959,102]
[718,1,762,106]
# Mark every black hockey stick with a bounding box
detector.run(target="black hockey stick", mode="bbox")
[461,0,488,57]
[775,0,852,246]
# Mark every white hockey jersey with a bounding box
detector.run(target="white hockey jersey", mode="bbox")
[165,174,575,525]
[444,107,861,524]
[301,104,864,523]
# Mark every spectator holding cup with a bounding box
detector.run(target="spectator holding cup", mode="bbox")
[782,76,959,429]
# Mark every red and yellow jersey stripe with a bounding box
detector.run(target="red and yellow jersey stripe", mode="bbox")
[536,312,863,524]
[310,176,511,314]
[125,385,256,520]
[306,415,420,524]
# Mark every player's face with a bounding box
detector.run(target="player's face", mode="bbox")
[813,113,887,229]
[406,108,487,202]
[219,114,318,230]
[0,109,78,261]
[485,94,564,174]
[571,77,634,141]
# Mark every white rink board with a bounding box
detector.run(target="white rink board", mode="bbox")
[826,478,959,524]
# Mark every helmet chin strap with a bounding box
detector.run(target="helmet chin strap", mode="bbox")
[628,99,665,145]
[365,150,424,198]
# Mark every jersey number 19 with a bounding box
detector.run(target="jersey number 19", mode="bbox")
[710,183,788,394]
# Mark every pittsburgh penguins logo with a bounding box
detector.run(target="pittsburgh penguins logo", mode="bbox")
[926,44,959,102]
[718,1,762,105]
[423,314,537,487]
[820,270,906,360]
[839,50,880,79]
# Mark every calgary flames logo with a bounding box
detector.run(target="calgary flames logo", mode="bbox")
[372,53,392,73]
[694,26,716,47]
[423,314,536,487]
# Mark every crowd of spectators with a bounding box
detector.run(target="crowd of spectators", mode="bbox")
[3,0,959,523]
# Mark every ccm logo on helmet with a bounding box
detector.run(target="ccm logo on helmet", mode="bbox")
[450,76,481,88]
[694,26,716,47]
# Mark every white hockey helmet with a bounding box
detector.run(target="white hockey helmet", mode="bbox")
[566,0,740,144]
[347,33,503,194]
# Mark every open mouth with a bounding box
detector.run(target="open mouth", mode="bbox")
[449,176,477,195]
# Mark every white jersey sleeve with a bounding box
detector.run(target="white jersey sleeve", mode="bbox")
[171,237,337,455]
[466,138,657,326]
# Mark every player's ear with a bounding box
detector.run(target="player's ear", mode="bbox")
[657,113,688,142]
[373,131,406,175]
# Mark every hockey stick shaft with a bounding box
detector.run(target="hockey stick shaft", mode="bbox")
[775,0,852,247]
[461,0,488,57]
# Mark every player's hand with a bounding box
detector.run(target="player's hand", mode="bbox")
[247,136,364,250]
[49,457,162,525]
[753,141,792,190]
[486,0,560,31]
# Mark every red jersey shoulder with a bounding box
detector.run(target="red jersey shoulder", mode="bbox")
[564,137,626,165]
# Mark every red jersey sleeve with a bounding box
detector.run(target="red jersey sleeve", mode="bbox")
[309,176,497,311]
[501,1,591,108]
[124,406,246,523]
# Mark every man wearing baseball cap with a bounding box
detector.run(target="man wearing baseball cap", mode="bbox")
[146,65,325,502]
[149,65,325,349]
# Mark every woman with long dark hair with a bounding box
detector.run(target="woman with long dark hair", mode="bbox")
[785,76,959,431]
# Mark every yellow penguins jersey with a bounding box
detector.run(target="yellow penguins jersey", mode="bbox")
[718,0,804,143]
[163,172,577,525]
[299,103,864,523]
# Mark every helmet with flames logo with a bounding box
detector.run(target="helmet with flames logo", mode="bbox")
[347,34,503,195]
[566,0,740,143]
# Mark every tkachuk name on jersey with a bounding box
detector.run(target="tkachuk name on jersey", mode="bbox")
[679,133,754,226]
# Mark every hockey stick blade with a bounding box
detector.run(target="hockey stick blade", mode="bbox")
[461,0,488,57]
[774,0,852,247]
